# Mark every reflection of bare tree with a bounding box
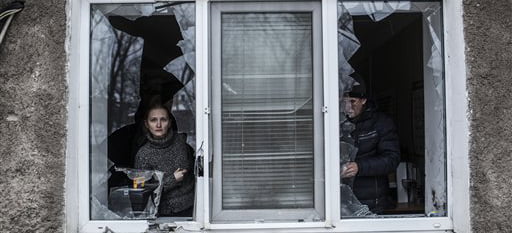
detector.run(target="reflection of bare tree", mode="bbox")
[108,30,141,132]
[91,4,197,140]
[90,10,143,136]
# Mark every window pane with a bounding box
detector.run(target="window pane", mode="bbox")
[89,2,196,220]
[221,13,315,210]
[337,1,446,218]
[211,1,324,222]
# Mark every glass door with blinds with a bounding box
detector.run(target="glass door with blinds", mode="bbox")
[210,1,324,223]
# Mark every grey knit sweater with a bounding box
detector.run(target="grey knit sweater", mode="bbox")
[134,131,195,216]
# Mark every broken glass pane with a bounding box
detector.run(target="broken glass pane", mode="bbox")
[338,0,446,218]
[165,3,197,148]
[89,2,196,220]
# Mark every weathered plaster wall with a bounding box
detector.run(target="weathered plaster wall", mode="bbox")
[464,0,512,232]
[0,0,67,232]
[0,0,511,232]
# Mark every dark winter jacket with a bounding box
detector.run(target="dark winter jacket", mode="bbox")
[134,130,195,216]
[349,106,400,212]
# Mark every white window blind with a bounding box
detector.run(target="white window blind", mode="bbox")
[220,12,315,210]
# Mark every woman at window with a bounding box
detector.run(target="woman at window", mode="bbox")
[134,97,195,217]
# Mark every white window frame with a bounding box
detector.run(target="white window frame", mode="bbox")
[209,0,325,223]
[69,0,204,232]
[66,0,470,232]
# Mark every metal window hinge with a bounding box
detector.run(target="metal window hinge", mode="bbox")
[322,106,328,113]
[204,107,210,115]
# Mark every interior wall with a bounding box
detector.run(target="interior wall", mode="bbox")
[0,0,67,232]
[464,0,512,232]
[351,14,423,157]
[372,15,423,158]
[372,17,425,206]
[351,14,425,207]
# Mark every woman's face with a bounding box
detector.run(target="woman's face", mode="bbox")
[145,108,170,139]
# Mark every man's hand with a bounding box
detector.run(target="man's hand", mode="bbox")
[174,168,188,182]
[341,162,359,178]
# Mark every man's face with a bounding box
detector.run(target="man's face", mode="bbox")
[343,97,367,118]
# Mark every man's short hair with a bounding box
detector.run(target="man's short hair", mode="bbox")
[345,72,367,98]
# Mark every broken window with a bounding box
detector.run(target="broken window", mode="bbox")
[79,0,455,230]
[338,1,446,218]
[88,2,197,220]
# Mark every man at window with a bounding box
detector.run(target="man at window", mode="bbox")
[341,73,400,214]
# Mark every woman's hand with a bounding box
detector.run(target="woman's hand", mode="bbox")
[174,168,188,182]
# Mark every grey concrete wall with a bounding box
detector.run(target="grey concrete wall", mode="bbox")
[0,0,67,232]
[464,0,512,232]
